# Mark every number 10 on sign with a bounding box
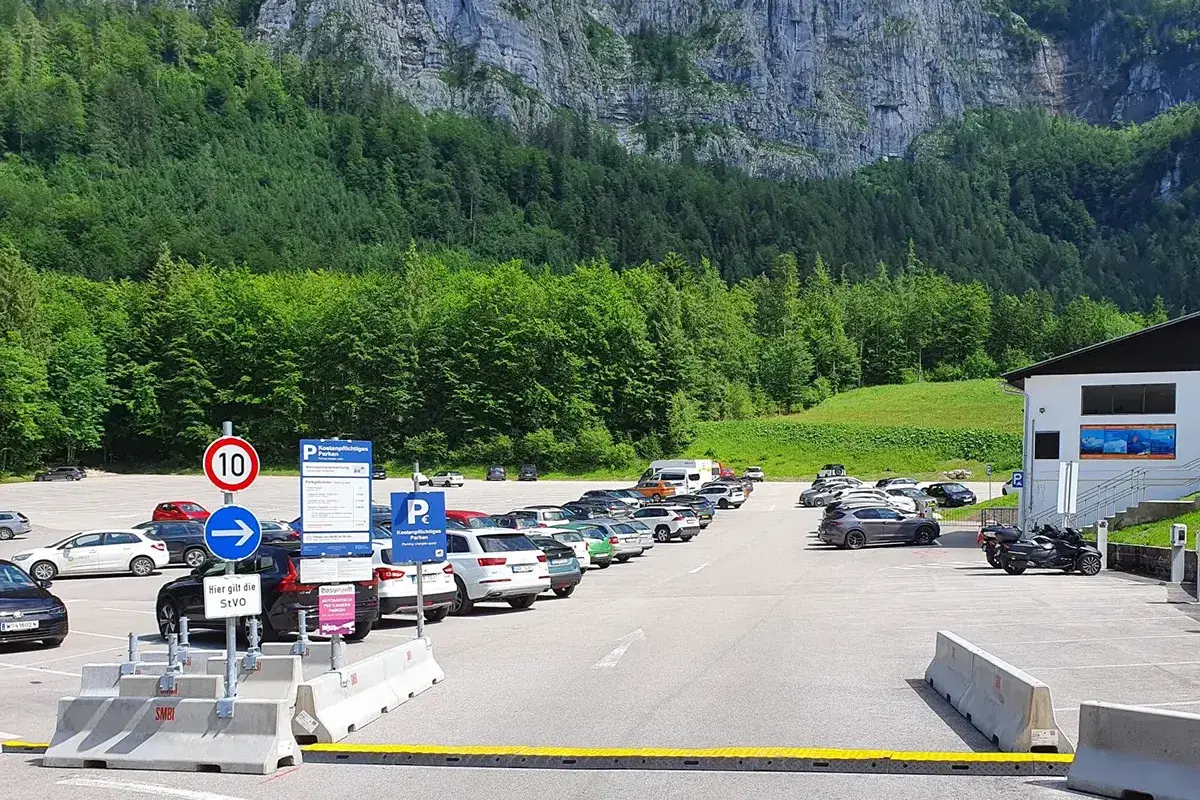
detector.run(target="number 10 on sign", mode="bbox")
[203,436,261,493]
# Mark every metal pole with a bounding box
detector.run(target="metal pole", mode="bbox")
[220,420,238,718]
[413,463,425,640]
[179,616,190,648]
[292,609,310,656]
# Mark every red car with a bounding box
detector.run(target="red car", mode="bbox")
[445,509,498,529]
[152,501,211,522]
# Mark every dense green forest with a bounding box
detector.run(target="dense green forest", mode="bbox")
[2,0,1200,309]
[0,0,1190,472]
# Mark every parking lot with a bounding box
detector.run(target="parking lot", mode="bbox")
[2,473,1199,796]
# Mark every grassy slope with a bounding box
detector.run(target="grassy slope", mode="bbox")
[687,380,1024,479]
[1107,508,1200,549]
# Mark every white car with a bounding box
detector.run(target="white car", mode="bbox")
[832,489,917,514]
[12,529,169,581]
[371,542,456,622]
[429,471,465,488]
[517,507,572,527]
[697,483,745,509]
[544,528,592,568]
[743,466,765,481]
[631,506,695,543]
[1001,479,1020,496]
[444,529,548,614]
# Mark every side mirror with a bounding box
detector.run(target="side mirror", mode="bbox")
[37,579,52,589]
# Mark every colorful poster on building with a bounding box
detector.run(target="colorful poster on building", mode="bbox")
[1079,424,1176,460]
[318,584,356,636]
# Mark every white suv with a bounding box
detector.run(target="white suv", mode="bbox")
[743,466,765,481]
[632,507,695,543]
[518,506,572,527]
[372,542,456,623]
[444,530,548,614]
[429,471,465,487]
[697,484,745,509]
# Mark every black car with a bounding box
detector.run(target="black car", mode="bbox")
[576,496,629,518]
[135,521,209,568]
[925,482,977,508]
[0,560,68,647]
[519,464,538,481]
[486,465,507,481]
[155,545,379,642]
[260,519,301,544]
[527,535,582,598]
[372,465,388,480]
[561,501,601,520]
[33,466,83,482]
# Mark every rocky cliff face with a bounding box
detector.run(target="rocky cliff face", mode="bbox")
[256,0,1066,176]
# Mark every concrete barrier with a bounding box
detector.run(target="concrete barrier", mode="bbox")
[41,695,301,774]
[205,655,302,705]
[382,637,443,702]
[79,660,208,697]
[925,630,1071,754]
[1067,701,1200,799]
[262,641,332,660]
[118,674,223,699]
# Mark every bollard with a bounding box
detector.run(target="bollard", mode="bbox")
[179,616,190,648]
[331,635,345,673]
[1171,524,1187,584]
[292,610,311,657]
[1096,519,1108,571]
[242,617,261,671]
[157,633,180,695]
[120,632,140,676]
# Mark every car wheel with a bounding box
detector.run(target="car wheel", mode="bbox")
[158,599,179,639]
[718,499,729,509]
[424,606,450,623]
[616,555,631,563]
[130,556,155,577]
[344,617,373,641]
[42,636,65,648]
[1077,553,1102,576]
[595,559,611,569]
[0,527,12,541]
[654,525,671,543]
[507,595,537,610]
[681,535,694,542]
[183,548,207,569]
[913,528,935,546]
[31,561,57,582]
[652,493,662,502]
[553,585,576,599]
[844,531,866,550]
[450,577,474,616]
[1003,559,1028,575]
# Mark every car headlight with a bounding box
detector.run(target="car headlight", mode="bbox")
[12,553,31,561]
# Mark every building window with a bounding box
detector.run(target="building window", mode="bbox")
[1080,384,1176,415]
[1034,431,1060,460]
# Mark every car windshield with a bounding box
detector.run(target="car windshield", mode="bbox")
[554,532,584,543]
[0,564,37,591]
[626,520,650,532]
[543,511,566,521]
[576,526,606,540]
[614,524,638,535]
[178,503,204,513]
[479,534,537,552]
[676,509,696,518]
[464,516,498,529]
[942,483,968,492]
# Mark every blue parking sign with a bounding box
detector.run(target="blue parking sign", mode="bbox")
[390,492,447,564]
[1011,471,1024,489]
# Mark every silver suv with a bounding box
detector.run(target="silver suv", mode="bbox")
[0,511,32,541]
[632,506,696,543]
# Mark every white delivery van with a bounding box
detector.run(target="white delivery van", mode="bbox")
[641,460,714,492]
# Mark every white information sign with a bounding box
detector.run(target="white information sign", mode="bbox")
[203,573,262,619]
[299,557,373,584]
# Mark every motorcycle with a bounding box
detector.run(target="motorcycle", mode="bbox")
[979,524,1024,568]
[997,526,1102,576]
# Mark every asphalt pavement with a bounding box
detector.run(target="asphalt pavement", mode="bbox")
[0,474,1195,798]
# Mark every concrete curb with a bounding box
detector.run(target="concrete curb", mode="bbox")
[4,741,1073,776]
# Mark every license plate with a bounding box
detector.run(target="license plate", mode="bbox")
[1,620,38,632]
[550,558,569,566]
[512,564,533,573]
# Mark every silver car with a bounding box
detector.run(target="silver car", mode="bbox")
[0,511,32,541]
[624,519,655,552]
[589,518,645,562]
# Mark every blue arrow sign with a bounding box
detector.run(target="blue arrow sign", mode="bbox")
[205,505,262,562]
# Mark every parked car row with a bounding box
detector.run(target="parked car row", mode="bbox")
[799,475,977,510]
[805,472,946,550]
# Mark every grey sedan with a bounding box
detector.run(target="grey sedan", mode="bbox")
[818,506,940,550]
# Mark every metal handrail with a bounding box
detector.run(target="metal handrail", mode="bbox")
[1032,456,1200,524]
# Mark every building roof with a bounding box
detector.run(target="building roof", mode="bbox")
[1003,310,1200,389]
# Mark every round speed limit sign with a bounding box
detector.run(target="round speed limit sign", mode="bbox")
[203,436,261,493]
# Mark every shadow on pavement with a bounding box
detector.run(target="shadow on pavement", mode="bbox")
[903,678,995,753]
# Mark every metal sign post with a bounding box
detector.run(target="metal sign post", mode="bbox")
[986,464,992,503]
[220,422,236,717]
[413,462,423,640]
[392,476,447,644]
[1056,461,1079,529]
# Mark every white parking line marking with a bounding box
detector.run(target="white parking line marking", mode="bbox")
[687,563,710,574]
[0,646,121,669]
[0,662,80,677]
[58,778,251,800]
[1033,660,1200,671]
[100,607,156,615]
[0,731,20,740]
[592,629,645,669]
[71,631,128,641]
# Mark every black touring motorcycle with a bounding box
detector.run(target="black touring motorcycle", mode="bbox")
[979,523,1103,576]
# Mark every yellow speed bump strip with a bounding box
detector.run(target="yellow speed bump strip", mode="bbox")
[3,741,1073,776]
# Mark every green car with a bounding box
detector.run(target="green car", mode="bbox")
[564,522,614,569]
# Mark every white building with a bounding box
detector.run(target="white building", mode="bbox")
[1003,312,1200,529]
